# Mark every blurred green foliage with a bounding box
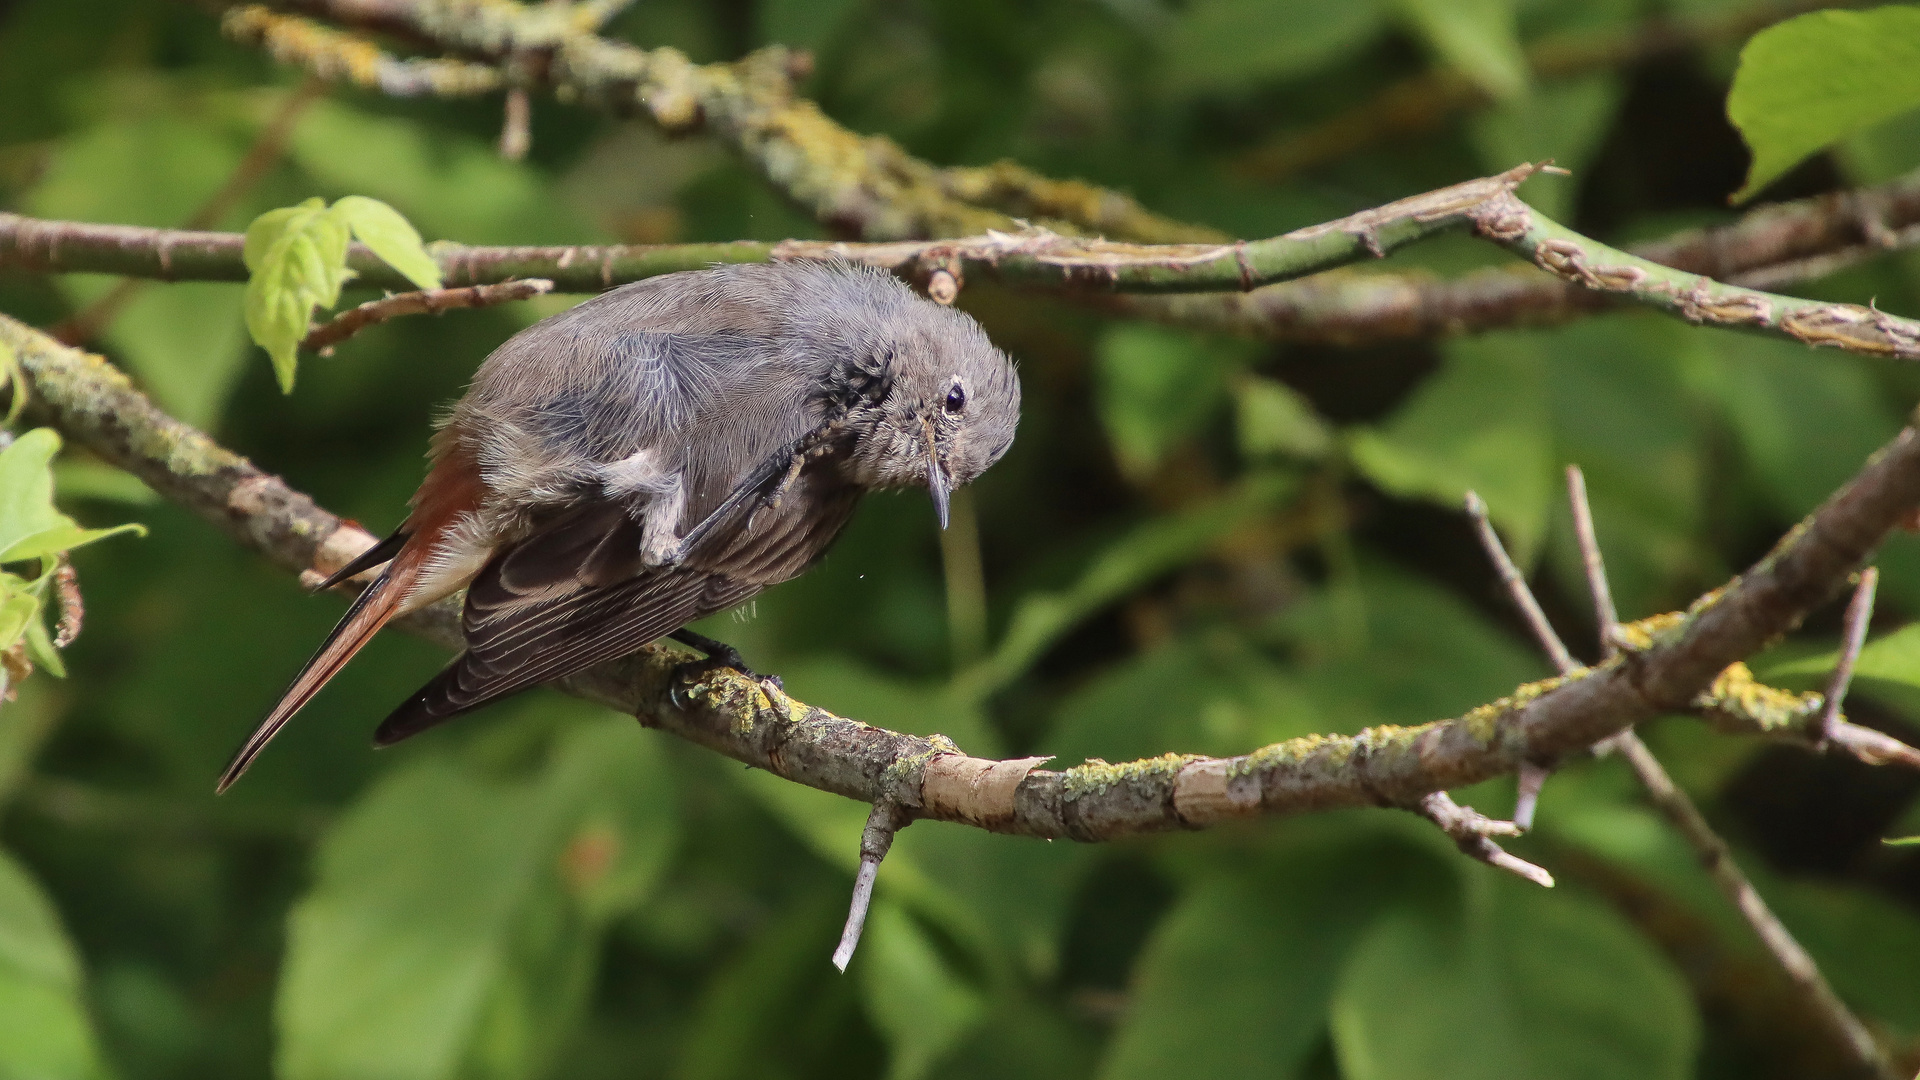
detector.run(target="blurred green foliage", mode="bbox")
[2,1,1920,1079]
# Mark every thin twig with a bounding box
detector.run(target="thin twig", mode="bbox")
[498,87,531,161]
[51,559,82,649]
[1415,791,1553,887]
[299,279,554,353]
[833,800,909,971]
[1817,568,1879,747]
[1565,465,1619,659]
[1611,733,1897,1080]
[1464,490,1577,672]
[1560,466,1897,1080]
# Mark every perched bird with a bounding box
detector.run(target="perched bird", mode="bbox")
[218,262,1021,792]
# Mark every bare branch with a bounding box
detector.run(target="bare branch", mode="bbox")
[1415,790,1553,887]
[1558,463,1897,1080]
[1816,567,1879,746]
[1565,465,1620,660]
[300,279,554,353]
[1464,489,1577,672]
[1611,732,1898,1080]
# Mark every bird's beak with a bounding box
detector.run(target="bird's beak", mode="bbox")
[923,419,951,530]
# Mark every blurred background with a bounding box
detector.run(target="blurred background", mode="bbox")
[3,0,1920,1078]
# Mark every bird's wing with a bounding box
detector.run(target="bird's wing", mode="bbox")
[374,465,863,744]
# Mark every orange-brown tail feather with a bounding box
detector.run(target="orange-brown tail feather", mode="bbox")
[215,552,425,793]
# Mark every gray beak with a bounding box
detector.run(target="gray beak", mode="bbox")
[924,422,951,529]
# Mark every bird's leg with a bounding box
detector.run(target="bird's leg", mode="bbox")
[668,627,783,691]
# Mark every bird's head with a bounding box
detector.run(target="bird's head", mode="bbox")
[814,269,1021,527]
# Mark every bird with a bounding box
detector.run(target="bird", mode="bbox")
[217,261,1021,792]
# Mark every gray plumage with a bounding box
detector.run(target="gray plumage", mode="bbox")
[218,260,1020,788]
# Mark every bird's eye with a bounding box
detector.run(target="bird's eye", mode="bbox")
[944,383,966,414]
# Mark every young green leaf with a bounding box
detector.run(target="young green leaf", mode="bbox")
[0,429,145,566]
[243,198,355,392]
[1886,836,1920,846]
[1727,7,1920,203]
[330,196,443,291]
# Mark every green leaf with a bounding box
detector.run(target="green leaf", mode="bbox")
[966,472,1295,697]
[0,428,146,565]
[1393,0,1529,101]
[759,0,865,50]
[1094,324,1246,482]
[1887,836,1920,846]
[1727,6,1920,202]
[1102,836,1444,1080]
[276,712,676,1080]
[0,582,37,656]
[1690,332,1900,520]
[99,282,251,428]
[1235,376,1332,461]
[859,901,984,1080]
[1330,875,1698,1080]
[243,197,355,393]
[330,195,444,291]
[0,849,111,1080]
[1349,333,1552,563]
[1164,0,1385,94]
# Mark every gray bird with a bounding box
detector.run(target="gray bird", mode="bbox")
[218,261,1021,791]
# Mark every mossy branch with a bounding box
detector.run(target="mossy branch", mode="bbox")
[4,311,1917,846]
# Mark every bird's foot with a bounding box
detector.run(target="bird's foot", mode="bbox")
[668,628,784,692]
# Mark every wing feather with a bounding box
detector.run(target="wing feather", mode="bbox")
[373,470,863,745]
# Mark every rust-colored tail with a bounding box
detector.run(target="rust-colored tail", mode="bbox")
[215,554,424,793]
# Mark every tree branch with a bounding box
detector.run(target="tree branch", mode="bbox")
[299,278,554,352]
[5,312,1918,848]
[9,165,1920,360]
[1470,465,1898,1080]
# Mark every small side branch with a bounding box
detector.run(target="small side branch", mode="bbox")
[300,279,554,353]
[1414,791,1553,887]
[1611,733,1898,1080]
[832,800,910,971]
[1816,568,1878,746]
[1558,466,1898,1080]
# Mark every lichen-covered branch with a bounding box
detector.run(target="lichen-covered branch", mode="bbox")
[6,311,1918,845]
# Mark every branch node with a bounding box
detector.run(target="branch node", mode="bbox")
[832,799,911,971]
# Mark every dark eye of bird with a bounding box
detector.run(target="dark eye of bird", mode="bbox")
[944,384,966,413]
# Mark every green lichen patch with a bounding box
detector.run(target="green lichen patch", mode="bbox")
[1060,752,1199,802]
